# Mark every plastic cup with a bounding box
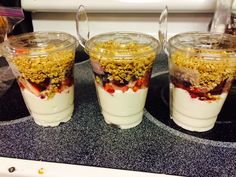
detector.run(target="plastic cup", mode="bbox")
[168,32,236,132]
[1,32,77,127]
[85,32,160,129]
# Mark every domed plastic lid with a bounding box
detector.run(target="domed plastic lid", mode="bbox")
[2,31,77,56]
[168,32,236,58]
[85,32,160,59]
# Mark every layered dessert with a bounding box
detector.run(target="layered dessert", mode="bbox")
[12,48,75,127]
[88,40,156,129]
[170,50,235,132]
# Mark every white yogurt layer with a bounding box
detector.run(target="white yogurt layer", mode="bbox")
[171,84,228,132]
[21,86,74,127]
[96,85,148,129]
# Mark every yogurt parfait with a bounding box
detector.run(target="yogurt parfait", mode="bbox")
[168,32,236,132]
[85,32,160,129]
[2,32,77,127]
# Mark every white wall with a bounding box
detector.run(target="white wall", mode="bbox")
[23,0,219,39]
[31,12,212,40]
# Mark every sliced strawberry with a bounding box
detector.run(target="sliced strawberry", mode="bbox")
[58,78,74,92]
[18,81,25,89]
[27,84,41,96]
[62,77,74,87]
[104,83,115,94]
[58,84,66,93]
[135,79,143,87]
[142,73,150,87]
[19,79,41,96]
[134,73,151,89]
[192,88,200,93]
[190,93,197,98]
[133,86,139,92]
[121,85,129,93]
[16,48,29,54]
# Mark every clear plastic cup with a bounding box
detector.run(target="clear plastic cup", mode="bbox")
[85,32,160,129]
[168,32,236,132]
[1,32,77,127]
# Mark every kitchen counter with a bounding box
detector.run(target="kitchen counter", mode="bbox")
[0,53,236,177]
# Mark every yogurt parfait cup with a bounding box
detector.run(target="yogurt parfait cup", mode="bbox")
[85,32,160,129]
[168,32,236,132]
[1,32,77,127]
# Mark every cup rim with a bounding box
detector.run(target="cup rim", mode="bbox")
[2,31,77,56]
[84,31,160,59]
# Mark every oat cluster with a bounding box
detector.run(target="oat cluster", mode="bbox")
[12,49,75,97]
[89,40,156,83]
[171,50,236,91]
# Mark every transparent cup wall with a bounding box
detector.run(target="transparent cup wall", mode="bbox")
[168,32,236,132]
[2,32,77,127]
[85,32,160,129]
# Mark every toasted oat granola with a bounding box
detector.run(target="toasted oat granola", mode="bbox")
[170,49,236,91]
[12,49,75,98]
[89,40,156,84]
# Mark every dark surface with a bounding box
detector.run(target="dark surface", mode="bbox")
[0,54,236,177]
[146,72,236,142]
[0,80,29,121]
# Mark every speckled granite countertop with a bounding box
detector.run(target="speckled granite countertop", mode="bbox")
[0,54,236,177]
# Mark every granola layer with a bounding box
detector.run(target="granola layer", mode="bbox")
[89,40,156,93]
[13,49,75,99]
[170,49,236,101]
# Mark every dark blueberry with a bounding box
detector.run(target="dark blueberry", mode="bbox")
[131,75,137,81]
[65,69,73,78]
[183,81,191,88]
[102,76,109,86]
[41,77,50,88]
[112,80,128,87]
[28,77,50,92]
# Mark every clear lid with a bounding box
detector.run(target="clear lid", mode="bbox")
[1,31,77,56]
[85,32,160,59]
[168,32,236,58]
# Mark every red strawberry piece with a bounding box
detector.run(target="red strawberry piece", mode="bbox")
[121,85,129,93]
[16,48,29,54]
[190,93,197,98]
[20,79,41,96]
[59,78,74,92]
[63,77,73,87]
[109,83,129,93]
[135,79,143,87]
[104,83,115,94]
[58,84,66,93]
[27,84,41,96]
[18,79,28,89]
[142,73,151,87]
[192,88,200,93]
[133,86,139,92]
[18,81,25,89]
